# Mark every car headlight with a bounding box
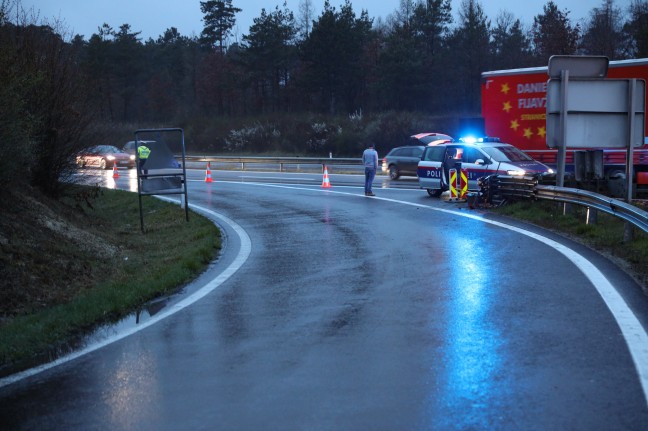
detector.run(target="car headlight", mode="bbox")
[130,155,136,161]
[507,169,526,176]
[107,155,115,161]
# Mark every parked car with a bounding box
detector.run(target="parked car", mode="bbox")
[381,146,425,180]
[381,133,455,179]
[418,137,554,196]
[76,145,136,170]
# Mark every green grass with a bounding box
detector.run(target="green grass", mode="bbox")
[0,186,221,373]
[495,199,648,290]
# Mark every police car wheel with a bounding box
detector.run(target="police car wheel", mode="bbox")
[427,189,442,197]
[100,159,107,170]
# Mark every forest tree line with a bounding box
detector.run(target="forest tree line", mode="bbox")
[1,0,648,196]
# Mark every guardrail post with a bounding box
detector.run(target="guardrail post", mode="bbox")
[624,222,634,242]
[562,202,574,215]
[586,207,597,225]
[280,163,284,172]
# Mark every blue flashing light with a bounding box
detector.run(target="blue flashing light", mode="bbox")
[459,135,501,144]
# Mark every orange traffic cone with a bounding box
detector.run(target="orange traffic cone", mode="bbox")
[112,164,119,179]
[205,162,213,183]
[321,165,332,188]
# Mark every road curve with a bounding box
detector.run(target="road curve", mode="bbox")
[1,168,648,430]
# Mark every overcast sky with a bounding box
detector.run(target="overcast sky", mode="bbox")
[16,0,633,41]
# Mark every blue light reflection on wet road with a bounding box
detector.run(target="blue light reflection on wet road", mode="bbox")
[432,234,503,429]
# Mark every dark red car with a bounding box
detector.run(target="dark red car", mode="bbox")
[76,145,136,170]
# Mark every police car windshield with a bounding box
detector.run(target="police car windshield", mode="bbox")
[481,146,533,162]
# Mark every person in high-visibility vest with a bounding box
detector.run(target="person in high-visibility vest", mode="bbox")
[137,144,151,175]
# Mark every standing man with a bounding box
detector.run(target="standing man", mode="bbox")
[137,143,151,176]
[362,143,378,196]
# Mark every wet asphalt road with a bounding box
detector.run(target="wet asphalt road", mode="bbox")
[2,168,648,430]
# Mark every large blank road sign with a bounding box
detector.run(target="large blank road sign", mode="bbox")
[546,78,645,148]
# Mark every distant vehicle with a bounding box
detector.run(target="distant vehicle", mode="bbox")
[122,140,155,155]
[381,145,425,179]
[76,145,136,170]
[418,137,553,197]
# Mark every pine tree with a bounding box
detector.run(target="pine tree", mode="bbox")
[624,0,648,57]
[200,0,242,53]
[531,1,580,62]
[580,0,628,59]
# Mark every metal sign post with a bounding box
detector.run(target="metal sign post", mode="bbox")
[135,128,189,233]
[627,79,638,203]
[547,56,645,195]
[626,79,638,241]
[546,56,646,242]
[557,69,569,187]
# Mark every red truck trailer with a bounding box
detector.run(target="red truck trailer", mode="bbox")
[481,58,648,194]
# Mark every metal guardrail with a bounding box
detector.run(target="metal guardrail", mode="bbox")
[491,175,648,234]
[184,155,361,171]
[535,185,648,233]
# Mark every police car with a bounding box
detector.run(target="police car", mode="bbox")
[417,137,554,197]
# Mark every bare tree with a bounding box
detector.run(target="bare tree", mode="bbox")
[297,0,316,40]
[1,0,99,196]
[391,0,418,31]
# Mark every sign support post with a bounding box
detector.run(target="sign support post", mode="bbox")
[625,79,637,241]
[557,69,569,188]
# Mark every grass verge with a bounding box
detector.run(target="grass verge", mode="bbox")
[494,199,648,290]
[0,185,221,375]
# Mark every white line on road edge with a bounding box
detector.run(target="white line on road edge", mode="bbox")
[236,181,648,407]
[0,200,252,389]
